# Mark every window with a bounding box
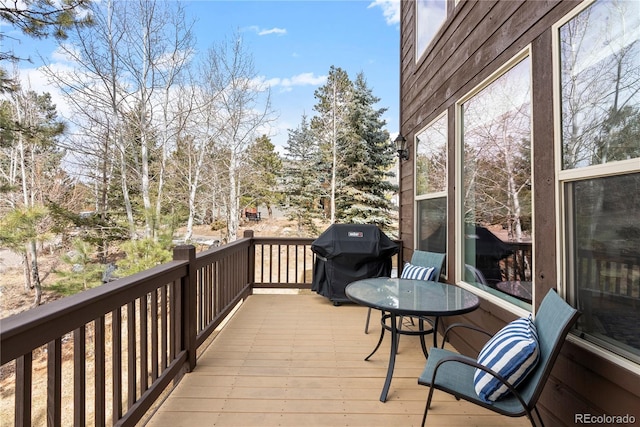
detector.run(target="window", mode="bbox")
[559,0,640,170]
[458,52,533,310]
[416,113,447,196]
[557,0,640,363]
[417,198,447,253]
[415,113,447,257]
[416,0,447,60]
[565,174,640,363]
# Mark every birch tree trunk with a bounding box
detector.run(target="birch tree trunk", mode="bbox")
[16,93,43,305]
[330,81,337,224]
[312,66,352,224]
[201,35,273,242]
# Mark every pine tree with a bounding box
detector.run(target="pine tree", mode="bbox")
[0,0,92,91]
[337,73,397,231]
[54,239,105,293]
[116,238,172,277]
[0,88,65,306]
[282,115,324,235]
[311,66,353,223]
[244,135,283,218]
[309,68,397,231]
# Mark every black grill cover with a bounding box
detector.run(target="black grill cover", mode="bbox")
[311,224,399,303]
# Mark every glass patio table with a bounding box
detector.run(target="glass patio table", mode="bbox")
[345,277,480,402]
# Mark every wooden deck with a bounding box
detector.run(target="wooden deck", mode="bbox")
[145,293,528,427]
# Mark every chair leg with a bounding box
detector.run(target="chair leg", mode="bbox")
[421,386,436,427]
[365,313,387,361]
[533,406,545,427]
[421,399,429,427]
[364,307,372,334]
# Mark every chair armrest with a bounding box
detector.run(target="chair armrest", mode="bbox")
[430,355,529,409]
[441,323,493,348]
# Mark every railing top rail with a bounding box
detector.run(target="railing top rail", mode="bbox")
[577,248,640,263]
[194,236,252,268]
[0,259,188,365]
[251,236,403,245]
[252,236,315,244]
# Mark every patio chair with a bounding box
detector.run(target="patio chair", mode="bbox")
[364,250,445,334]
[417,289,580,427]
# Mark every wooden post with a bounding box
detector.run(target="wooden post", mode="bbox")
[244,230,255,295]
[173,245,197,371]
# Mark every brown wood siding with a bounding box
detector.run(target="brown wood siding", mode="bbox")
[399,0,640,425]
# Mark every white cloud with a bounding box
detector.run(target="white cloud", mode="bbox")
[244,25,287,36]
[259,72,327,93]
[281,72,326,87]
[368,0,400,25]
[50,43,79,63]
[258,27,287,36]
[17,65,73,119]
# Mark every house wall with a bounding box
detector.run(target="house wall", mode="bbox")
[399,0,640,425]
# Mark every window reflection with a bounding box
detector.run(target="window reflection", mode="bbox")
[560,0,640,169]
[460,56,533,308]
[568,173,640,363]
[418,198,447,254]
[415,113,448,273]
[416,114,447,195]
[558,0,640,364]
[416,0,447,59]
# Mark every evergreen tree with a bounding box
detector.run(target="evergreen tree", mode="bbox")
[116,238,172,277]
[309,67,397,231]
[338,72,397,230]
[244,135,283,218]
[0,0,93,91]
[282,115,324,235]
[54,239,105,294]
[311,66,353,223]
[0,87,66,306]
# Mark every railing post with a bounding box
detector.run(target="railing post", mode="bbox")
[173,245,197,371]
[244,230,255,295]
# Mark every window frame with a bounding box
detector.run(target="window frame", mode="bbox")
[552,0,640,370]
[414,112,448,270]
[414,111,448,199]
[454,46,534,318]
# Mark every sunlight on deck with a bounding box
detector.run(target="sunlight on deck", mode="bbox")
[145,293,528,426]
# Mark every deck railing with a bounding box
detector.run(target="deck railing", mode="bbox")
[1,247,198,427]
[502,242,533,281]
[0,231,401,426]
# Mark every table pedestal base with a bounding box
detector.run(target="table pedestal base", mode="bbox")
[365,311,440,402]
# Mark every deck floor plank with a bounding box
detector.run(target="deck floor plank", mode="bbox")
[146,294,528,426]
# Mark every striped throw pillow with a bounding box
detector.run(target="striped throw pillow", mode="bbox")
[400,262,435,281]
[473,315,540,403]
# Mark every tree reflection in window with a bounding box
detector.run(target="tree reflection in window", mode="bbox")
[462,58,532,245]
[560,0,640,169]
[415,114,447,263]
[559,0,640,364]
[460,56,533,307]
[416,114,447,196]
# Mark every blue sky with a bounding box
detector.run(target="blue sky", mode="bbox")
[8,0,400,151]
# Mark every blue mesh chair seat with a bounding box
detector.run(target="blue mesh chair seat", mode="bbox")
[418,290,580,427]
